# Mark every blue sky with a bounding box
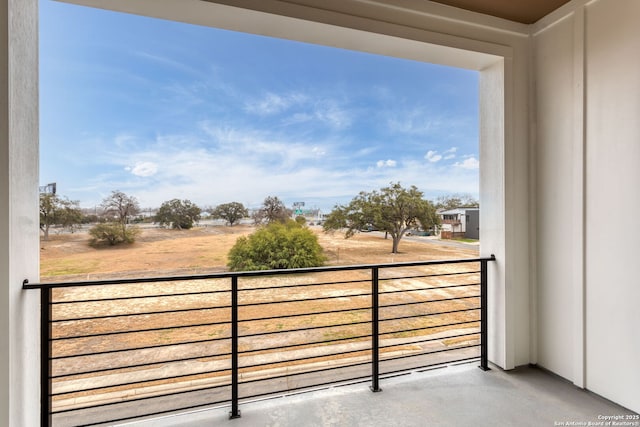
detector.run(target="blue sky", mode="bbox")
[39,1,479,212]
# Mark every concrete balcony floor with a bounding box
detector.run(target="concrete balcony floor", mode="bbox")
[120,362,636,427]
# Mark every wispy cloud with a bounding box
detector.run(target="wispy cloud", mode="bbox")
[133,50,205,78]
[376,159,397,168]
[444,147,458,159]
[127,161,158,177]
[312,100,353,130]
[245,92,308,116]
[455,156,480,170]
[425,150,442,163]
[69,124,476,210]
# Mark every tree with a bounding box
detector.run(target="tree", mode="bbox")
[323,182,440,254]
[435,193,479,210]
[91,190,141,246]
[156,199,201,229]
[39,194,83,240]
[251,196,291,225]
[211,202,248,226]
[227,220,326,271]
[100,190,140,233]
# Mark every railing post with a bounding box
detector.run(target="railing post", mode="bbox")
[229,276,241,419]
[370,267,382,392]
[40,284,52,427]
[479,259,490,371]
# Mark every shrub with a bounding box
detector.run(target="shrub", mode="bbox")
[89,222,140,246]
[227,220,326,271]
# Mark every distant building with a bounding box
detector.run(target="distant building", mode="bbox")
[438,208,479,239]
[292,208,324,224]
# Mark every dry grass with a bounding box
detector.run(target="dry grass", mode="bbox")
[40,224,478,280]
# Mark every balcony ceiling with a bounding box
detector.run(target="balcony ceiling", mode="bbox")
[429,0,572,24]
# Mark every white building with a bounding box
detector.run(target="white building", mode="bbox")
[438,207,479,239]
[2,0,640,425]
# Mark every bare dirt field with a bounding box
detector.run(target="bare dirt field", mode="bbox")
[40,224,478,281]
[40,225,481,425]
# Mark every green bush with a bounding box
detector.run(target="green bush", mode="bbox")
[227,220,326,271]
[89,222,140,246]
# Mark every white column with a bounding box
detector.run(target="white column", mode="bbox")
[0,0,40,425]
[479,59,509,369]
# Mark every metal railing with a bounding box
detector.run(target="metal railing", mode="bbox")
[24,255,495,427]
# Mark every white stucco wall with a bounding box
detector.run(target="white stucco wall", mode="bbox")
[0,1,40,426]
[534,0,640,412]
[478,59,507,367]
[584,0,640,413]
[0,4,9,422]
[533,12,581,383]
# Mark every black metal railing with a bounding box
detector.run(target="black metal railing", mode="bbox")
[24,255,495,427]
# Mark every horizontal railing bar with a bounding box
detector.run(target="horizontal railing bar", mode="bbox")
[51,277,480,316]
[237,292,370,307]
[379,331,479,351]
[48,278,480,308]
[380,307,479,323]
[51,368,232,397]
[379,270,480,282]
[51,287,479,324]
[51,382,233,415]
[52,316,419,360]
[239,347,371,371]
[52,337,231,360]
[238,334,372,356]
[379,295,479,309]
[56,331,375,379]
[51,304,232,323]
[52,290,478,324]
[237,271,478,293]
[52,319,231,341]
[237,291,479,311]
[239,306,370,324]
[50,294,478,326]
[239,319,371,339]
[238,277,369,292]
[24,255,495,289]
[380,319,479,336]
[240,359,373,386]
[379,282,479,295]
[51,289,230,305]
[379,344,479,365]
[70,397,231,427]
[53,306,230,322]
[51,273,480,305]
[52,351,232,379]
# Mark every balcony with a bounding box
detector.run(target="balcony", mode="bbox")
[25,256,496,426]
[5,0,640,424]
